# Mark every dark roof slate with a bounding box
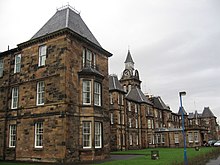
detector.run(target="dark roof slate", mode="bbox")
[178,107,187,116]
[124,50,134,64]
[150,96,170,111]
[32,7,101,47]
[202,107,215,118]
[109,75,124,92]
[125,86,152,105]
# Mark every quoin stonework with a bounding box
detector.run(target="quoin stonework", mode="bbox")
[0,6,219,163]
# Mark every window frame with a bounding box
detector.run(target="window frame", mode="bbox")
[129,134,133,146]
[135,118,138,128]
[129,118,132,128]
[38,45,47,67]
[37,81,45,105]
[110,93,113,104]
[82,48,96,68]
[83,121,91,149]
[128,101,131,111]
[194,132,199,143]
[82,80,91,105]
[14,54,21,73]
[174,133,179,143]
[34,122,43,148]
[9,125,16,148]
[188,132,193,143]
[11,87,19,109]
[95,122,102,148]
[110,113,114,124]
[94,82,101,106]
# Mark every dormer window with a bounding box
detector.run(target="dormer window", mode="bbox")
[82,48,96,68]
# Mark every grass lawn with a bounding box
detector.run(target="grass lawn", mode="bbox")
[100,147,219,165]
[0,147,218,165]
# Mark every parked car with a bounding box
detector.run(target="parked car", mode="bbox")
[214,140,220,147]
[208,140,217,146]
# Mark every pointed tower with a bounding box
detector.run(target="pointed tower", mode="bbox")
[120,50,141,91]
[125,50,134,71]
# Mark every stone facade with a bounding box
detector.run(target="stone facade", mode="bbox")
[109,50,218,151]
[0,6,112,163]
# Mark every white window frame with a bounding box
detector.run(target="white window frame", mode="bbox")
[9,125,16,148]
[82,80,91,105]
[129,118,132,128]
[136,135,139,145]
[123,85,127,92]
[35,122,43,148]
[38,45,46,66]
[194,132,199,143]
[110,113,114,124]
[128,101,131,111]
[94,82,101,106]
[135,118,138,128]
[83,121,91,148]
[110,93,113,104]
[161,134,165,143]
[129,134,133,146]
[122,113,124,125]
[0,59,4,77]
[37,81,45,105]
[174,133,179,143]
[14,54,21,73]
[95,122,102,148]
[11,87,19,109]
[188,132,193,143]
[118,113,121,124]
[148,119,151,129]
[135,104,137,113]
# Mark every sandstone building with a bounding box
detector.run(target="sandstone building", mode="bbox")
[0,5,219,163]
[109,50,218,151]
[0,6,112,162]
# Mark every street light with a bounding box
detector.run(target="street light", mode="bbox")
[179,91,187,165]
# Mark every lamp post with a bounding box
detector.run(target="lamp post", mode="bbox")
[179,91,188,165]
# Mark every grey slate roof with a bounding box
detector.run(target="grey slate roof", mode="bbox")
[178,107,187,116]
[109,75,124,92]
[124,50,134,63]
[150,96,170,111]
[125,86,152,104]
[202,107,215,118]
[32,7,101,47]
[188,113,194,119]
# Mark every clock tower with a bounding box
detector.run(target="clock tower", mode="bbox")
[120,50,142,91]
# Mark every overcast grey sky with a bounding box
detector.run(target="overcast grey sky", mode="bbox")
[0,0,220,121]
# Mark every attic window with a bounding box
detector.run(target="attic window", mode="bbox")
[82,48,96,69]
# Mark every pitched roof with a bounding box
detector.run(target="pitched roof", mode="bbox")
[125,86,152,104]
[124,50,134,64]
[109,75,124,92]
[150,96,170,111]
[202,107,215,118]
[32,6,101,47]
[177,107,187,116]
